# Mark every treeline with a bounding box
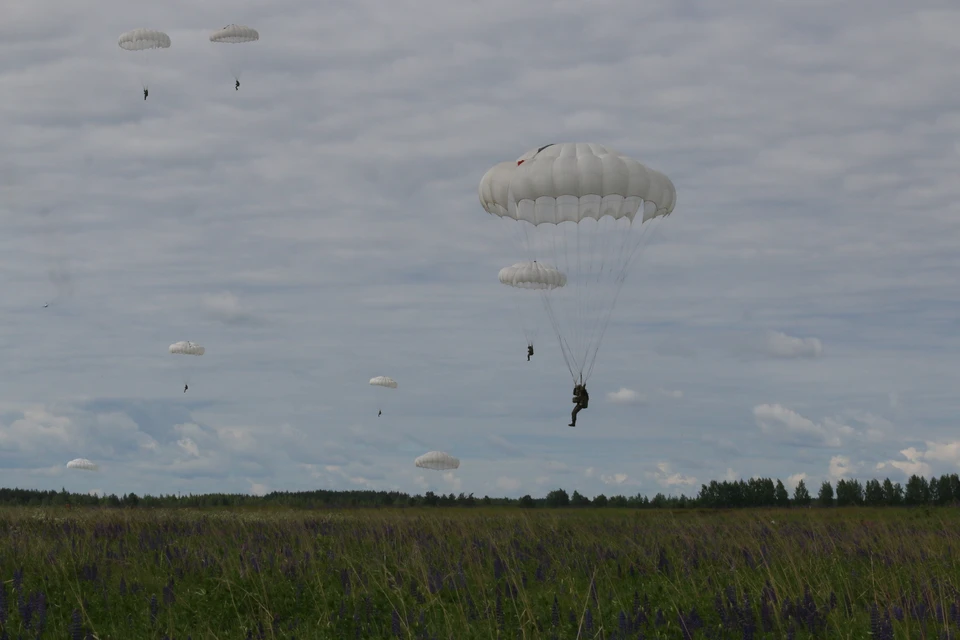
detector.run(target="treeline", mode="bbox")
[0,473,956,509]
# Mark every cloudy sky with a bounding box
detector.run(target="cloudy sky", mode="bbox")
[2,0,959,499]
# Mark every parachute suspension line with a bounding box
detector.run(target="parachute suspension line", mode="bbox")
[540,287,577,381]
[582,215,665,381]
[583,216,659,381]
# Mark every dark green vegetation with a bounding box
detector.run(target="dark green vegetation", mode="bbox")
[0,505,957,639]
[0,472,955,510]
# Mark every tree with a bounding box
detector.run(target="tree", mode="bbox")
[571,490,591,507]
[774,480,790,507]
[864,479,884,506]
[938,474,954,505]
[593,494,608,507]
[544,489,569,508]
[608,495,628,508]
[904,475,929,506]
[818,481,834,507]
[835,479,864,506]
[793,480,811,506]
[518,494,535,508]
[928,477,940,505]
[881,478,903,506]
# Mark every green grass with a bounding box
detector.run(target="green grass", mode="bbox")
[0,506,956,638]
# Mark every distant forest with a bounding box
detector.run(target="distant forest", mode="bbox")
[0,473,956,509]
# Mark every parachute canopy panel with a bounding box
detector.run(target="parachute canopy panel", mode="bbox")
[118,29,171,51]
[415,451,460,471]
[169,341,205,356]
[369,376,397,389]
[499,261,567,290]
[209,25,260,44]
[66,458,99,471]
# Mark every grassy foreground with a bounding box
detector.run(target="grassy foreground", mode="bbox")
[0,507,956,639]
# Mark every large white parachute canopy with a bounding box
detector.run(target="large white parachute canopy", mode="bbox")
[498,261,566,349]
[169,341,205,388]
[66,458,99,472]
[209,25,260,85]
[479,142,677,383]
[118,29,171,91]
[169,341,205,356]
[415,451,460,471]
[369,376,397,389]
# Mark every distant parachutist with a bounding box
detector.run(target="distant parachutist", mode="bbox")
[527,344,534,361]
[184,384,188,393]
[235,79,240,91]
[143,88,149,100]
[378,409,382,417]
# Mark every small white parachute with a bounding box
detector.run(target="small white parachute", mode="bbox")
[169,341,205,356]
[118,29,171,51]
[369,376,397,389]
[118,29,171,93]
[415,451,460,471]
[209,25,260,44]
[210,25,259,86]
[66,458,99,472]
[499,261,567,290]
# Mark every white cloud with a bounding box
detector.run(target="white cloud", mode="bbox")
[442,471,461,493]
[827,455,857,482]
[876,441,960,478]
[177,438,200,458]
[658,389,684,399]
[606,388,645,405]
[786,473,807,491]
[650,462,697,489]
[249,481,268,497]
[600,473,628,486]
[584,467,595,478]
[723,468,738,482]
[753,404,851,447]
[764,330,823,359]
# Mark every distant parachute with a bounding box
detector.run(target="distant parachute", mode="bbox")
[369,376,397,389]
[117,29,171,92]
[479,142,677,384]
[66,458,99,472]
[369,375,397,416]
[415,451,460,471]
[209,25,259,88]
[498,261,567,290]
[169,341,205,356]
[170,341,205,390]
[499,261,566,352]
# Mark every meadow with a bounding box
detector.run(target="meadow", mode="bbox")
[0,506,956,639]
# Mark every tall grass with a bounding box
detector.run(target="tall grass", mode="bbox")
[0,506,956,638]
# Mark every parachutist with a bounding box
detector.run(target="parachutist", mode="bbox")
[143,88,148,100]
[569,383,589,427]
[527,344,534,361]
[235,79,240,90]
[378,410,382,417]
[184,384,188,393]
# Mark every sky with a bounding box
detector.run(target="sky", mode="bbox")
[2,0,960,500]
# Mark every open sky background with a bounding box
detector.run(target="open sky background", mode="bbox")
[2,0,959,499]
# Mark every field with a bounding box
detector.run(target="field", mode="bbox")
[0,507,956,639]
